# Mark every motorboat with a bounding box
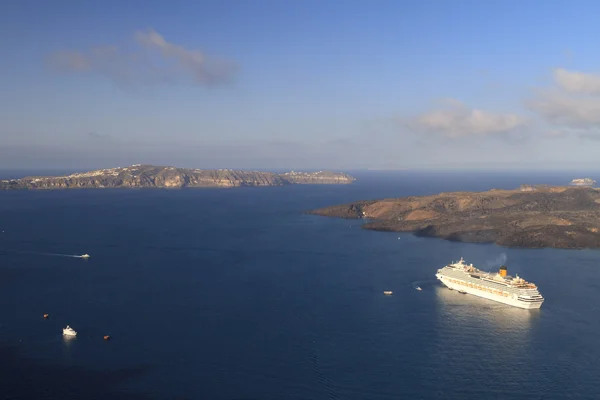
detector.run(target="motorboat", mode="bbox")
[415,286,422,291]
[383,291,393,295]
[80,254,90,258]
[63,325,77,336]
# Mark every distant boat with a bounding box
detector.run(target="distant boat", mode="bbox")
[80,254,90,258]
[383,291,393,295]
[415,286,422,291]
[63,325,77,336]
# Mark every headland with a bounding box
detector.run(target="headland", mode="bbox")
[0,165,355,190]
[309,184,600,249]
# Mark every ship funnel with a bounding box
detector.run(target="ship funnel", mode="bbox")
[499,265,507,277]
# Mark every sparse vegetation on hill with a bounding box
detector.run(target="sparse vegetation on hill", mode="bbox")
[309,185,600,249]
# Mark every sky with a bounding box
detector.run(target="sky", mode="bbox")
[2,0,600,170]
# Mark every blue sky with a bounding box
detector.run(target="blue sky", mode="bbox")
[2,0,600,170]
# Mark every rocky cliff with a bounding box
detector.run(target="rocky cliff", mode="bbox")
[309,185,600,249]
[0,165,355,190]
[570,178,596,186]
[279,170,356,184]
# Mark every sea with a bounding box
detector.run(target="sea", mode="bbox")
[1,170,600,400]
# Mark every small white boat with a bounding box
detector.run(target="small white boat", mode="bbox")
[415,286,422,291]
[383,291,393,295]
[80,254,90,258]
[63,325,77,336]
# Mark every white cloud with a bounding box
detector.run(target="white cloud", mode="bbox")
[553,68,600,94]
[542,127,600,140]
[528,68,600,134]
[406,100,526,138]
[547,129,566,137]
[48,29,236,86]
[527,90,600,129]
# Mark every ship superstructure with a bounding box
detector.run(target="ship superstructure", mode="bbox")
[436,257,544,309]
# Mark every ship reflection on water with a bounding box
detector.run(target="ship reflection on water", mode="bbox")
[62,334,76,348]
[433,284,541,335]
[425,284,545,398]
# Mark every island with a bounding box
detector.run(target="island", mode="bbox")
[570,178,596,186]
[0,165,355,190]
[309,185,600,249]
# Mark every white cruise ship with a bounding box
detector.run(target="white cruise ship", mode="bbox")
[436,257,544,309]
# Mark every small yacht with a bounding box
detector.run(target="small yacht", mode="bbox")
[80,254,90,258]
[383,291,393,295]
[63,325,77,336]
[415,286,422,291]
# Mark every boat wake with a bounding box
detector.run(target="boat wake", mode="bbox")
[411,279,437,290]
[0,248,88,258]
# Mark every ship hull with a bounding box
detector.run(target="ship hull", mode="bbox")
[437,274,543,309]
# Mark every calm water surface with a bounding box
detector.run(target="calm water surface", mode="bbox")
[1,171,599,399]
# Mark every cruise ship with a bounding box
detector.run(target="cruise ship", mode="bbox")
[436,257,544,309]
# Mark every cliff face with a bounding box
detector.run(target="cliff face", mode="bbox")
[279,171,356,184]
[571,178,596,186]
[0,165,355,190]
[309,186,600,249]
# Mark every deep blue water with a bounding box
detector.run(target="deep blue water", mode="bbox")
[1,170,600,399]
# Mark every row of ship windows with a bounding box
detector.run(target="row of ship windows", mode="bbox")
[446,278,510,297]
[446,274,521,293]
[447,272,533,294]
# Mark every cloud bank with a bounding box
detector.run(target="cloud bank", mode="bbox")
[527,90,600,129]
[553,68,600,94]
[529,68,600,134]
[407,99,526,138]
[48,29,237,86]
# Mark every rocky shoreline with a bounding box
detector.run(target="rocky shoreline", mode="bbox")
[309,185,600,249]
[0,165,355,190]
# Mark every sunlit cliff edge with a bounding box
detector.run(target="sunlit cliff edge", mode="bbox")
[0,165,355,189]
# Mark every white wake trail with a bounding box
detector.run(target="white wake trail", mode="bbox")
[0,248,86,258]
